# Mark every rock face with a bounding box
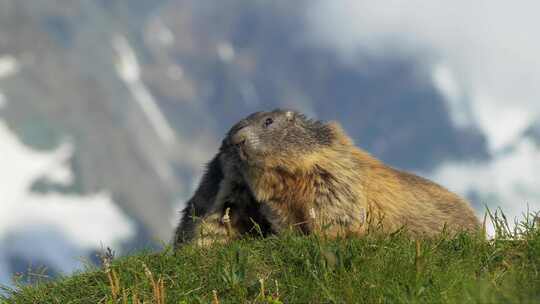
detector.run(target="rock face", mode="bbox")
[0,0,497,284]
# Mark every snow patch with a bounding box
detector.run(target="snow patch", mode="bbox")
[217,42,235,63]
[0,119,134,285]
[431,64,473,128]
[0,55,19,79]
[146,18,175,47]
[469,92,535,152]
[113,35,176,145]
[431,137,540,233]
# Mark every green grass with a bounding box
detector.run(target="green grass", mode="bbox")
[2,211,540,304]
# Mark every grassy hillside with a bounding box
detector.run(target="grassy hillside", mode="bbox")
[2,212,540,304]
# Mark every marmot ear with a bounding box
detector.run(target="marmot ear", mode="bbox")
[285,110,295,121]
[327,121,354,146]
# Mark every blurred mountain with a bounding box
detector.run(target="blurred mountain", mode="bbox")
[0,0,495,285]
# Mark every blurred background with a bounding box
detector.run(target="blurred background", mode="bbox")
[1,0,539,286]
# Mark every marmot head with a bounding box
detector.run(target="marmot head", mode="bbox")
[220,109,348,172]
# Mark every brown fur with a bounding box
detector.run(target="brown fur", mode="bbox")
[238,120,479,237]
[174,110,479,248]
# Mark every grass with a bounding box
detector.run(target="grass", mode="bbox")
[2,210,540,304]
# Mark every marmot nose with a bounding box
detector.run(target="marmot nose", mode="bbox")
[231,128,247,146]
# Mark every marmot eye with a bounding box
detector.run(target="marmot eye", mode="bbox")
[263,117,274,128]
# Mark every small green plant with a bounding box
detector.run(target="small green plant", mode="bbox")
[221,247,249,297]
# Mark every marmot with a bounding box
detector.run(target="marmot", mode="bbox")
[174,142,274,247]
[174,109,479,247]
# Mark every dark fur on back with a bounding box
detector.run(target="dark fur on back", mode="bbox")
[174,154,223,246]
[174,137,274,248]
